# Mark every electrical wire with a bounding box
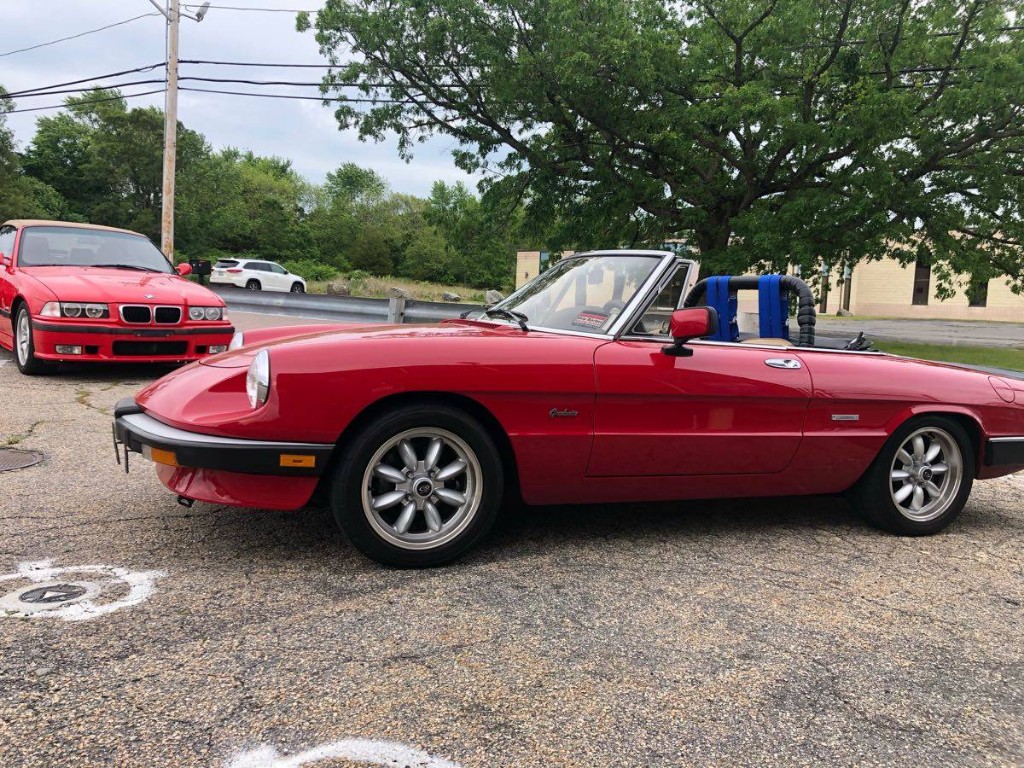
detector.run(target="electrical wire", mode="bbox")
[5,81,169,100]
[1,65,166,99]
[181,58,332,68]
[183,3,317,12]
[4,89,167,114]
[179,86,409,103]
[0,13,161,58]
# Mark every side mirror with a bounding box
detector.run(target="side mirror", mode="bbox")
[662,307,718,357]
[175,262,192,277]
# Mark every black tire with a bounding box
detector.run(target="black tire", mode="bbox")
[330,404,503,567]
[13,306,49,376]
[245,279,261,290]
[852,415,974,535]
[290,282,305,293]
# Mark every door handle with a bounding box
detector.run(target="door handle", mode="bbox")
[765,358,802,370]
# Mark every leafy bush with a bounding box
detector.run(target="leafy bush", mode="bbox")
[281,259,340,282]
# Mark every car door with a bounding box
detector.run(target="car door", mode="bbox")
[587,272,812,477]
[268,263,289,291]
[0,226,17,347]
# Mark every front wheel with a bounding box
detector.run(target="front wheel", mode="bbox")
[330,405,503,567]
[290,282,305,293]
[14,307,49,376]
[852,416,974,535]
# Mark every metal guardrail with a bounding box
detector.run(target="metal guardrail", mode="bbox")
[210,285,482,324]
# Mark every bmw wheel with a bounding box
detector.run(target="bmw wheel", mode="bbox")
[14,306,49,376]
[853,416,974,535]
[331,404,503,567]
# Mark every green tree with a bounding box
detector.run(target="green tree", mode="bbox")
[0,88,66,221]
[307,0,1024,291]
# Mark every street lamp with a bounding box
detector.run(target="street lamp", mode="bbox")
[148,1,210,261]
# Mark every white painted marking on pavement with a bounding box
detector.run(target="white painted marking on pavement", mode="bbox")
[226,739,462,768]
[0,560,167,621]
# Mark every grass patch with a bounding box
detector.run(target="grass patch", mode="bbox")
[875,341,1024,372]
[306,275,487,303]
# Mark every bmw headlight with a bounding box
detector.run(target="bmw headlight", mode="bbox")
[188,306,224,321]
[246,349,270,409]
[40,302,109,319]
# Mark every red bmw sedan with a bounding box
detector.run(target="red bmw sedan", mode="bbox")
[0,220,233,374]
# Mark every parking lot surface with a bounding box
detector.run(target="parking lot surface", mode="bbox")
[1,317,1023,767]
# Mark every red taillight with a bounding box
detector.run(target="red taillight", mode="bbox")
[226,268,243,273]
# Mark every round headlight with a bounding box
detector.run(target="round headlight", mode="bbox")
[246,350,270,409]
[188,307,205,321]
[62,302,82,318]
[204,307,221,321]
[85,304,106,318]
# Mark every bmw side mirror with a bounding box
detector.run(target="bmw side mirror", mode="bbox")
[175,262,193,277]
[662,307,718,357]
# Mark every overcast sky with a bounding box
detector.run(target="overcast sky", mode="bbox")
[2,1,475,196]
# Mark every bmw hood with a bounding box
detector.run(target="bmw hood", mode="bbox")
[22,267,224,306]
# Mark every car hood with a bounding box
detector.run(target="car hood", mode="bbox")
[22,267,224,306]
[200,320,526,368]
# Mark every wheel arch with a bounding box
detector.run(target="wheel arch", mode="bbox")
[316,391,522,504]
[889,406,984,477]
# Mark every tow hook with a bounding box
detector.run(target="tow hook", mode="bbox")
[176,495,195,508]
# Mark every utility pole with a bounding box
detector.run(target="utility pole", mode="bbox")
[161,0,180,261]
[150,0,209,261]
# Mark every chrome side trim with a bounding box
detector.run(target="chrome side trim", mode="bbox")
[989,437,1024,443]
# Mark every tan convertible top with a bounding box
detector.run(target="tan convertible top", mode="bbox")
[3,219,143,236]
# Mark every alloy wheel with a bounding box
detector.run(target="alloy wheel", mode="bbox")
[361,427,483,550]
[889,426,963,522]
[16,311,30,366]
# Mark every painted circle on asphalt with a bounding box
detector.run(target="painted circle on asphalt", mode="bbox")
[0,560,166,621]
[225,739,462,768]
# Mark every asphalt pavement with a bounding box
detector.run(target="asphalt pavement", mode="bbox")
[1,316,1023,767]
[816,317,1024,348]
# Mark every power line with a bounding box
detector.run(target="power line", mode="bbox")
[181,58,332,68]
[6,81,169,100]
[180,86,408,103]
[5,89,167,115]
[0,14,161,58]
[183,3,316,11]
[1,64,165,99]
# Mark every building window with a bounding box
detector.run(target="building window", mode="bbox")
[912,258,931,305]
[968,279,989,308]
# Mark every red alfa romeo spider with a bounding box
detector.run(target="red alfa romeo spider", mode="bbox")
[0,220,233,374]
[113,250,1024,566]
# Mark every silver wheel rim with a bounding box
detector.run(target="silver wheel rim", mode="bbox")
[16,312,30,366]
[889,427,963,522]
[361,427,482,551]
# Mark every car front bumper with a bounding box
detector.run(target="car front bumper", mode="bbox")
[33,320,234,362]
[112,399,335,509]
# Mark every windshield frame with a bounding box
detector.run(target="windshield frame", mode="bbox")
[477,250,685,338]
[16,225,173,274]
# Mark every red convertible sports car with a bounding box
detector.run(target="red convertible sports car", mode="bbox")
[0,220,233,374]
[113,250,1024,566]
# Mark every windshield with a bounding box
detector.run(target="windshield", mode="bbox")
[17,226,172,273]
[475,254,663,333]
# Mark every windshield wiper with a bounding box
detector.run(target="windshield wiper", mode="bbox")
[484,307,529,332]
[89,264,163,273]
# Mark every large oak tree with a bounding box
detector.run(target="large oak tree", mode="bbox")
[305,0,1024,291]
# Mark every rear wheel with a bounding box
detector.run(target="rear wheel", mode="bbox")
[245,279,261,290]
[14,306,49,376]
[290,282,305,293]
[330,405,503,567]
[853,416,974,535]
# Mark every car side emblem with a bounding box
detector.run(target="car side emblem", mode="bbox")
[831,414,860,421]
[549,408,578,418]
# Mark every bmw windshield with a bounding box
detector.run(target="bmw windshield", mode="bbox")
[472,253,665,334]
[18,226,173,274]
